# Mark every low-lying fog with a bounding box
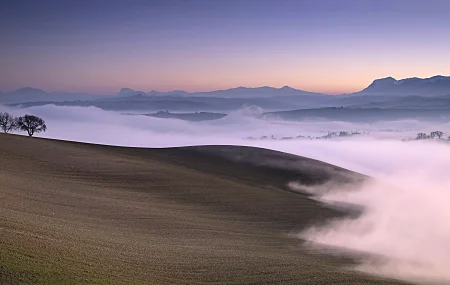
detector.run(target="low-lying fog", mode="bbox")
[3,104,450,284]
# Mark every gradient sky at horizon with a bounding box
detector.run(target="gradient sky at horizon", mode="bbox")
[1,0,449,94]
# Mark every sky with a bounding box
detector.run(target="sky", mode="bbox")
[1,0,450,94]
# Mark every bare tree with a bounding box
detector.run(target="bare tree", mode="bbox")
[17,115,47,137]
[430,131,444,139]
[416,132,428,140]
[0,112,18,133]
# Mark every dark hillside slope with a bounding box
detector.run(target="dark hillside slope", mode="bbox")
[0,134,406,284]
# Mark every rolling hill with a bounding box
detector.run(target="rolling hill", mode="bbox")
[0,134,409,284]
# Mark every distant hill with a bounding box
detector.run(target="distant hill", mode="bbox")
[348,95,450,110]
[116,88,189,97]
[266,107,450,123]
[355,75,450,97]
[191,86,326,98]
[143,111,227,121]
[113,86,326,99]
[149,90,189,97]
[0,87,100,104]
[118,88,145,97]
[0,87,48,103]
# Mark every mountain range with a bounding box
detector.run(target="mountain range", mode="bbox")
[1,76,450,111]
[117,75,450,98]
[356,75,450,96]
[0,87,99,104]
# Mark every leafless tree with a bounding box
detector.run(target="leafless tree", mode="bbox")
[17,115,47,137]
[430,131,444,139]
[0,112,18,133]
[416,132,428,140]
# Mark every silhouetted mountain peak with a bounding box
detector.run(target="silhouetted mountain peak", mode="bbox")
[360,75,450,96]
[368,77,397,87]
[13,87,47,94]
[119,88,144,97]
[119,87,135,92]
[119,88,136,94]
[280,85,296,91]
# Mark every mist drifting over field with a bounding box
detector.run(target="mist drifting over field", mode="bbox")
[3,104,450,284]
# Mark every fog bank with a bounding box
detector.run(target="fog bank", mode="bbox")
[2,104,450,283]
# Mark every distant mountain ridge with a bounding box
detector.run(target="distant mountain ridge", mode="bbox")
[118,88,144,97]
[114,85,325,99]
[1,75,449,106]
[191,86,324,98]
[0,87,100,104]
[357,75,450,96]
[112,75,450,98]
[115,76,450,99]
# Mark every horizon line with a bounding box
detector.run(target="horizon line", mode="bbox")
[1,85,351,96]
[2,74,449,96]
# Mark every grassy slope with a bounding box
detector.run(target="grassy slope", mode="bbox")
[0,134,407,284]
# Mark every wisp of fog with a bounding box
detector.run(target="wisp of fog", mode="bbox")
[294,141,450,284]
[3,104,450,284]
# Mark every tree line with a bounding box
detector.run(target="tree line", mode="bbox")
[0,112,47,137]
[415,131,447,140]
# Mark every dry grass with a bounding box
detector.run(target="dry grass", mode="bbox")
[0,134,408,284]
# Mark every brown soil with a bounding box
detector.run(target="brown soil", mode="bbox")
[0,133,408,284]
